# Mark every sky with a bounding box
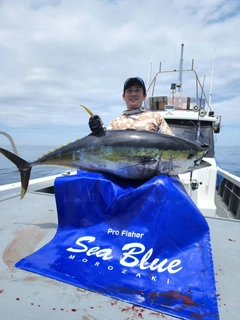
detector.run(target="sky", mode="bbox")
[0,0,240,149]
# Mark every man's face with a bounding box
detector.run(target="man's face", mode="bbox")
[122,85,147,110]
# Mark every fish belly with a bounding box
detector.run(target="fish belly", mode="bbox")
[73,146,159,180]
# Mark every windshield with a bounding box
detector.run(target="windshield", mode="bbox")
[166,119,215,158]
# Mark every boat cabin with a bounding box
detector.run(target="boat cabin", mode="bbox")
[146,66,221,217]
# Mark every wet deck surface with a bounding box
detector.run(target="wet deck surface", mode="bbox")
[0,192,240,319]
[215,192,235,219]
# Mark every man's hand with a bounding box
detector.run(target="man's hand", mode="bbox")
[89,115,106,135]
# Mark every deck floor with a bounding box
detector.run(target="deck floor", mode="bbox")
[0,191,239,319]
[215,192,235,219]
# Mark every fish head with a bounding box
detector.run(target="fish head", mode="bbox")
[184,159,212,174]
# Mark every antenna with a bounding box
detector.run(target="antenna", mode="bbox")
[209,55,215,107]
[178,43,184,92]
[147,62,153,89]
[200,75,206,108]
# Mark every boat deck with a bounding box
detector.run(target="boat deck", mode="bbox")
[215,193,235,219]
[1,190,240,320]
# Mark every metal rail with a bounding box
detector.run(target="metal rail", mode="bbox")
[0,131,18,155]
[147,66,212,112]
[217,167,240,219]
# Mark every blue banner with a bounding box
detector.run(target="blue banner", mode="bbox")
[16,171,219,319]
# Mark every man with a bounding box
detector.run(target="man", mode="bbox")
[108,77,174,135]
[89,77,173,135]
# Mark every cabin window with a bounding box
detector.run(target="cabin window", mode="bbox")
[148,96,206,111]
[166,119,215,158]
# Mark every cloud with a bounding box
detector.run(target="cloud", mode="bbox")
[0,0,239,145]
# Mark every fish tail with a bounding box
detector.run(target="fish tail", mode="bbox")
[0,147,31,199]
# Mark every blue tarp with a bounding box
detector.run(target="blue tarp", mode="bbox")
[16,171,219,319]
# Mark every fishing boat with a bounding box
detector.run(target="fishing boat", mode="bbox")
[1,47,240,320]
[146,51,240,220]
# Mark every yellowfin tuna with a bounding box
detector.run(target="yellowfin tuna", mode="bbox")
[0,130,210,199]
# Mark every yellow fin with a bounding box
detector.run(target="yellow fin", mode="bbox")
[80,105,95,117]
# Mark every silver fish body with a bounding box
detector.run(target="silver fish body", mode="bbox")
[0,130,210,198]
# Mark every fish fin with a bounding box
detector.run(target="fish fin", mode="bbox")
[187,150,195,159]
[0,147,31,199]
[140,156,157,165]
[195,140,209,149]
[20,167,32,199]
[80,105,95,117]
[194,159,211,168]
[184,159,211,173]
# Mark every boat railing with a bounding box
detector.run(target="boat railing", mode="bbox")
[0,131,18,155]
[147,65,212,113]
[216,167,240,219]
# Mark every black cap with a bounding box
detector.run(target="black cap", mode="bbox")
[123,77,146,95]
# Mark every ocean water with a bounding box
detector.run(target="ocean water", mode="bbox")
[0,144,239,186]
[0,145,72,186]
[215,145,240,177]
